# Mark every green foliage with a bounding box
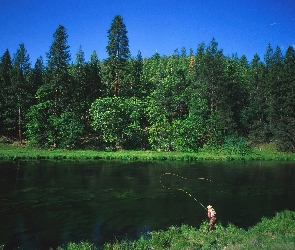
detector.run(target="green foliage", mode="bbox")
[222,134,251,155]
[148,118,173,151]
[69,47,102,120]
[170,118,204,152]
[86,50,103,98]
[30,56,44,96]
[244,53,270,144]
[126,51,144,97]
[26,103,84,149]
[56,241,96,250]
[53,111,84,149]
[25,101,55,148]
[90,97,148,150]
[146,53,194,151]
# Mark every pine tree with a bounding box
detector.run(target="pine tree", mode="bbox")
[30,56,44,99]
[45,25,71,114]
[7,44,31,141]
[202,38,231,145]
[0,49,12,135]
[87,50,103,99]
[27,25,72,148]
[106,15,130,96]
[274,46,295,151]
[246,53,270,143]
[264,44,274,69]
[267,46,284,146]
[71,45,87,115]
[129,51,144,97]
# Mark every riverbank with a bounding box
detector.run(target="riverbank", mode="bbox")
[0,143,295,161]
[28,210,294,249]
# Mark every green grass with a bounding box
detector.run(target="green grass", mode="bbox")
[0,143,295,161]
[53,210,295,249]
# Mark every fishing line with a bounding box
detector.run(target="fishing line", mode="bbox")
[160,172,213,210]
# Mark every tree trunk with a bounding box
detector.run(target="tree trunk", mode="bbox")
[18,107,22,144]
[114,71,118,97]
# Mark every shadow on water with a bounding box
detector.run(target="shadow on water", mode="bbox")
[0,160,295,249]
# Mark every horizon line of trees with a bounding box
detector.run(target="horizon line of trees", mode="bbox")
[0,15,295,152]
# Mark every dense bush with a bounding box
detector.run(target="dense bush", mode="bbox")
[90,97,149,150]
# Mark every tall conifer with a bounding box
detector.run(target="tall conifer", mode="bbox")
[45,25,71,114]
[0,49,12,135]
[106,15,130,96]
[7,44,31,141]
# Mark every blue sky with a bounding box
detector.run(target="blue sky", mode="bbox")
[1,0,294,64]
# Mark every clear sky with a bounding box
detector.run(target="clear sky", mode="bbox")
[1,0,294,64]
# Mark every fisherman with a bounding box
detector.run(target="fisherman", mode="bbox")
[207,205,216,230]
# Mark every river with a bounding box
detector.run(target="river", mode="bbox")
[0,160,295,249]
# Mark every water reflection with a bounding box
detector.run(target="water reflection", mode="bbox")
[0,160,295,249]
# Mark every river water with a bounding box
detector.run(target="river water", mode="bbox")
[0,160,295,249]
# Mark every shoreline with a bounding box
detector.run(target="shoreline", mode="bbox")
[1,144,295,162]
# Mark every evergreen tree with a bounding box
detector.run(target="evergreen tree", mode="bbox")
[274,46,295,151]
[198,38,231,145]
[71,45,87,114]
[70,46,102,138]
[224,54,249,136]
[246,53,269,143]
[129,51,144,97]
[27,25,72,148]
[87,50,103,99]
[30,56,44,99]
[264,44,274,69]
[44,25,71,114]
[0,49,12,135]
[141,52,163,97]
[106,15,130,96]
[267,46,284,146]
[6,44,31,141]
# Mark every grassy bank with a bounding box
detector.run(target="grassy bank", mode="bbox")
[37,210,295,249]
[2,210,294,249]
[0,143,295,161]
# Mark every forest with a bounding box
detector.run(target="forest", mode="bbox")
[0,15,295,152]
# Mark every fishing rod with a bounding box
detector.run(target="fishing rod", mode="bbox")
[160,172,213,210]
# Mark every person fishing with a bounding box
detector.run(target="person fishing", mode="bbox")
[207,205,216,230]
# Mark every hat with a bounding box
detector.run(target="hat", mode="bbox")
[207,205,212,209]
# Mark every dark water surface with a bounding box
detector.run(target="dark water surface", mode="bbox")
[1,160,295,249]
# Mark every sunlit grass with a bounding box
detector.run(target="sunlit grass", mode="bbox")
[0,143,295,161]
